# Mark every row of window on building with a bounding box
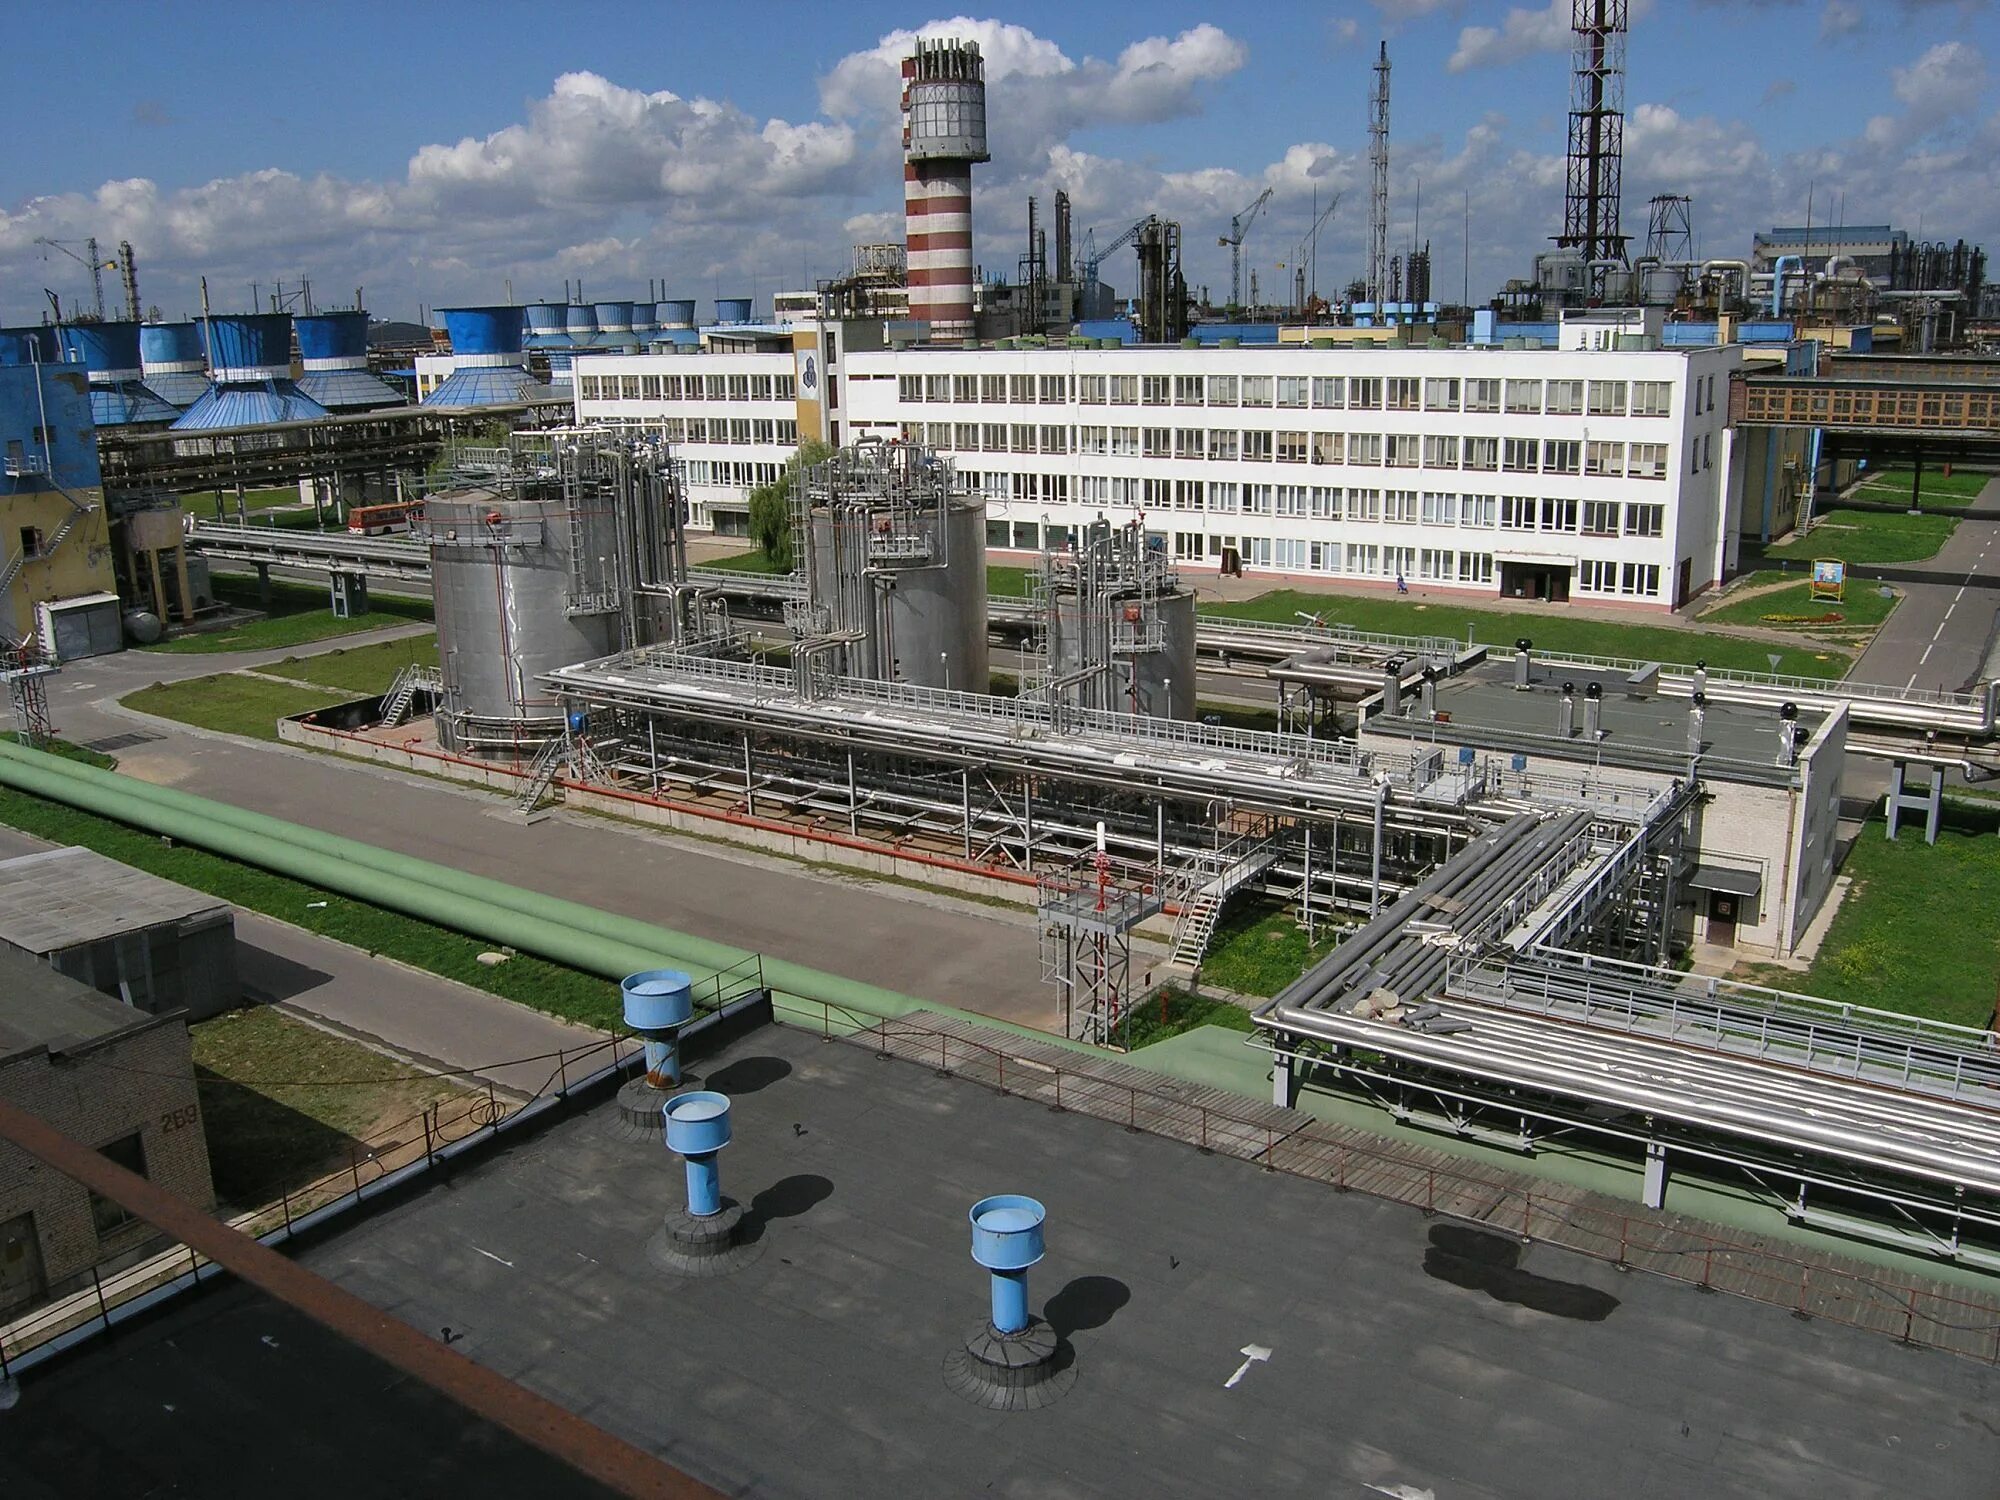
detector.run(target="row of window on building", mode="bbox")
[963,470,1668,539]
[904,423,1677,479]
[578,371,797,402]
[988,520,1665,599]
[882,370,1692,419]
[628,415,801,446]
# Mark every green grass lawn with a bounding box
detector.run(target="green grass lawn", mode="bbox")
[1742,806,2000,1030]
[1200,899,1340,997]
[1206,589,1852,680]
[0,790,624,1029]
[1116,988,1259,1050]
[1761,508,1959,566]
[1699,572,1900,632]
[123,674,349,741]
[193,1007,474,1210]
[703,549,785,574]
[1850,466,1991,511]
[986,563,1031,597]
[144,575,433,654]
[274,634,438,695]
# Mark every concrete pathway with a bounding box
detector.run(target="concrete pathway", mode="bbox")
[1847,476,2000,694]
[32,633,1058,1039]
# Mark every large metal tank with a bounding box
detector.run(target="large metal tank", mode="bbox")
[1046,574,1196,720]
[794,440,988,692]
[426,488,620,757]
[806,492,987,691]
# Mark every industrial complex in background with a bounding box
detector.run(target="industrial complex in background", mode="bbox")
[4,4,2000,1495]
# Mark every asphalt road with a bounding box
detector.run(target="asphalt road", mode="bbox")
[1846,477,2000,695]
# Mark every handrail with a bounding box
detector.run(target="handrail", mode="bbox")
[777,999,2000,1362]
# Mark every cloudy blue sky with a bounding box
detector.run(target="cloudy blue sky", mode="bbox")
[0,0,1992,325]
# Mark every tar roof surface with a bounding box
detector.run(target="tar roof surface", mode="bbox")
[0,1280,619,1499]
[0,946,155,1058]
[273,1024,1995,1499]
[0,845,228,954]
[1389,659,1824,769]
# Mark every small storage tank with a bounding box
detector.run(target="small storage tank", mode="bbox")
[1599,267,1637,305]
[1640,263,1685,306]
[1042,522,1196,720]
[794,439,988,692]
[426,485,621,756]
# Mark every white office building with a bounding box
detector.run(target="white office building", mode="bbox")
[574,311,1741,607]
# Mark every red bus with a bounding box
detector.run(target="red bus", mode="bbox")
[347,499,424,536]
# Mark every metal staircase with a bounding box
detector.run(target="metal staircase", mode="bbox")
[378,663,440,727]
[1164,822,1290,971]
[515,735,574,812]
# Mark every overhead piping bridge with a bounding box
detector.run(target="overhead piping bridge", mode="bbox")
[1259,784,2000,1269]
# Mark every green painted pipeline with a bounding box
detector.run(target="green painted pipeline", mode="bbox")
[0,741,940,1028]
[0,750,698,985]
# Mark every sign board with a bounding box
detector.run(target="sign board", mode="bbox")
[1809,558,1846,603]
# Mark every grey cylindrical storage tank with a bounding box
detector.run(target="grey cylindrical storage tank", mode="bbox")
[806,491,988,692]
[425,489,620,758]
[797,441,988,692]
[1042,526,1197,720]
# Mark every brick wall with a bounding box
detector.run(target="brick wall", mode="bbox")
[0,1017,214,1306]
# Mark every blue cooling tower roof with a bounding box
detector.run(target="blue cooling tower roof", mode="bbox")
[425,306,537,405]
[293,312,404,409]
[421,365,543,407]
[58,321,146,375]
[58,322,180,424]
[140,322,210,408]
[0,325,59,366]
[714,298,752,324]
[294,311,368,362]
[199,313,296,377]
[174,312,331,429]
[439,305,526,356]
[659,299,696,327]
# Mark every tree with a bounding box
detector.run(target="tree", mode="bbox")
[747,437,833,571]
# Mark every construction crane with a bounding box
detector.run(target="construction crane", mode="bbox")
[1081,215,1154,300]
[1291,193,1342,311]
[1219,189,1274,310]
[33,236,116,321]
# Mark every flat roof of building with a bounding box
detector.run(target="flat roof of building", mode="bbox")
[1371,655,1825,779]
[0,946,157,1059]
[256,1023,1989,1498]
[0,1277,621,1499]
[0,845,229,955]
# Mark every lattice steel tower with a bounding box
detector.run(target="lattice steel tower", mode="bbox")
[1367,41,1391,310]
[1644,194,1693,265]
[1555,0,1630,291]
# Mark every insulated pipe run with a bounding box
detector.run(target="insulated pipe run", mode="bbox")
[0,745,946,1024]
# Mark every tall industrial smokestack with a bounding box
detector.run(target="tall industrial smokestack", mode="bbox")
[902,37,989,345]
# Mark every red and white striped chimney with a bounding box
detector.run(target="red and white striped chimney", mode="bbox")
[902,37,989,346]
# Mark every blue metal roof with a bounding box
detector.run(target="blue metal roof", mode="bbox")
[141,369,214,408]
[90,381,182,426]
[172,384,331,429]
[57,321,146,373]
[296,367,406,409]
[421,365,543,407]
[645,329,701,349]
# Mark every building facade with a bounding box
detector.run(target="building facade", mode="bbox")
[0,363,115,648]
[0,949,215,1315]
[571,326,1741,609]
